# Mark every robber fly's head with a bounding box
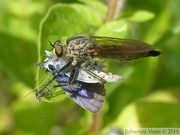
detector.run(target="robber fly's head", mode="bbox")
[49,40,64,58]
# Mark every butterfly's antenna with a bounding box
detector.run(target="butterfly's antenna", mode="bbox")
[24,75,50,98]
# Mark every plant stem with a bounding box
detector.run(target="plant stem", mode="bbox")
[90,113,101,133]
[105,0,124,23]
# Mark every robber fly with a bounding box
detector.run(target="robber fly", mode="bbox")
[50,35,162,84]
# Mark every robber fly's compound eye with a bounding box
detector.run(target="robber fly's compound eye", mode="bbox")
[48,64,55,71]
[54,40,63,57]
[49,40,63,57]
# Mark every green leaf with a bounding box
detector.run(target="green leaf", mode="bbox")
[115,89,180,128]
[95,20,133,38]
[0,32,36,87]
[119,10,155,22]
[172,20,180,34]
[37,3,103,103]
[0,0,45,42]
[143,7,170,44]
[71,3,103,31]
[79,0,107,19]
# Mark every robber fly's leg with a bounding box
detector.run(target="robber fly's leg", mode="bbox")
[55,57,78,84]
[36,75,56,97]
[68,66,78,84]
[83,68,107,84]
[35,61,71,97]
[37,83,69,100]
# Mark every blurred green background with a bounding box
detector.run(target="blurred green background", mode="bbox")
[0,0,180,135]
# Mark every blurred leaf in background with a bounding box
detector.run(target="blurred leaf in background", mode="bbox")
[0,0,179,135]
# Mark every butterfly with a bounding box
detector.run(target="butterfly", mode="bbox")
[36,50,123,113]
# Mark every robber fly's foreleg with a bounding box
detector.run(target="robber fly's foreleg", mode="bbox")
[68,65,78,84]
[82,68,107,84]
[53,60,78,85]
[36,83,69,100]
[35,75,56,98]
[36,60,72,97]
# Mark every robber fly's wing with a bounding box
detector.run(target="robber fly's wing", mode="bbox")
[87,36,162,60]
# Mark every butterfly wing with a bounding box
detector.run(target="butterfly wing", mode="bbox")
[63,82,106,113]
[72,83,106,113]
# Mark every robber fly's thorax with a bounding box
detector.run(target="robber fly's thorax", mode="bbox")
[66,35,93,50]
[64,35,94,66]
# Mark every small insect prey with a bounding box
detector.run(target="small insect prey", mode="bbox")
[36,50,123,113]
